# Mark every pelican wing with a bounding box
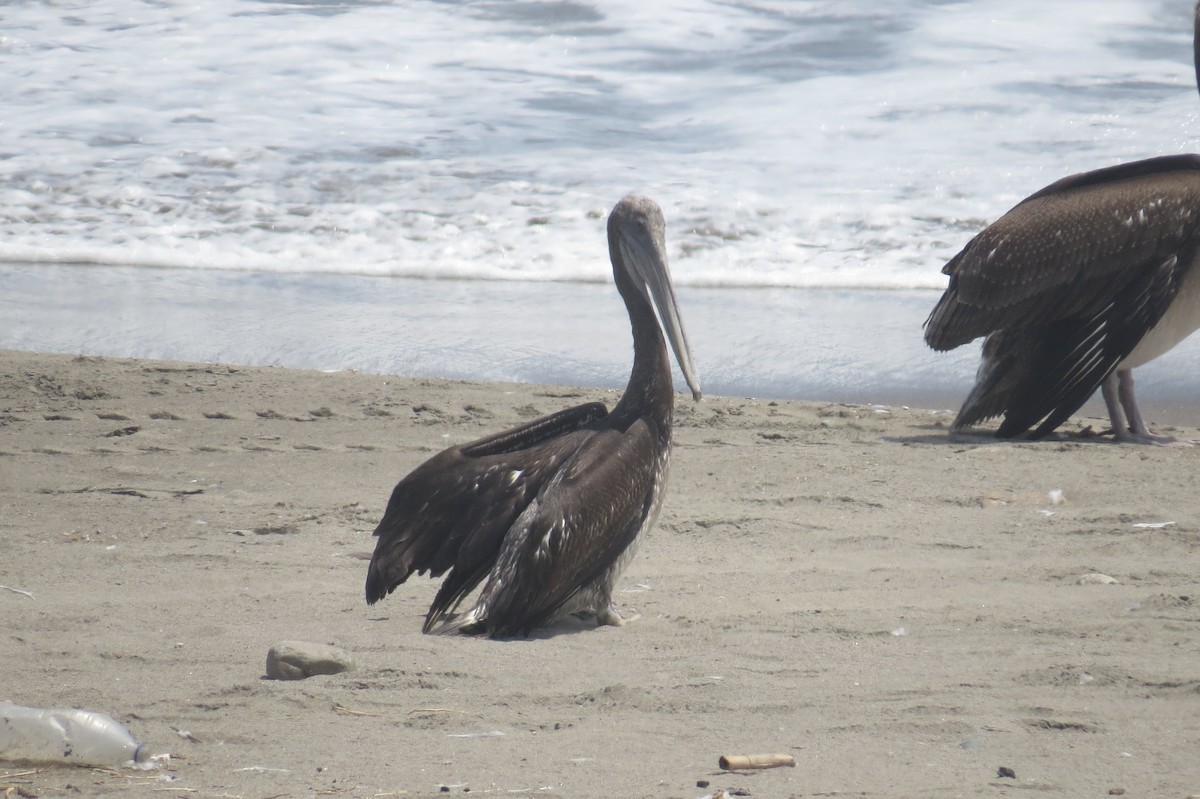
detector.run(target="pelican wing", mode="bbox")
[925,155,1200,351]
[364,402,608,606]
[970,250,1184,436]
[466,417,662,638]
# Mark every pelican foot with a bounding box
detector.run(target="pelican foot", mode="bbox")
[1151,437,1197,448]
[593,603,639,628]
[1112,428,1197,447]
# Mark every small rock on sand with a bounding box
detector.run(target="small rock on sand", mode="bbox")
[265,640,357,680]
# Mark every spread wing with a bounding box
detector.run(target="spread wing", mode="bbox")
[364,402,608,608]
[466,417,662,638]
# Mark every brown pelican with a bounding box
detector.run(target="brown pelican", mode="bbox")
[364,196,701,638]
[925,4,1200,443]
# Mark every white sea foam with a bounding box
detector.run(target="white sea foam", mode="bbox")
[1,0,1194,290]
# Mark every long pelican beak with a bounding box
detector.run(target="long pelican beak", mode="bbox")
[614,196,702,401]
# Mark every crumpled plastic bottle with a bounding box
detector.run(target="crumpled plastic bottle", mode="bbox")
[0,700,157,768]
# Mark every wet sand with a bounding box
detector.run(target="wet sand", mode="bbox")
[2,349,1199,798]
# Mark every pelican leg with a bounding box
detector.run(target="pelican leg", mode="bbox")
[1117,370,1152,438]
[1101,371,1130,439]
[1112,369,1194,446]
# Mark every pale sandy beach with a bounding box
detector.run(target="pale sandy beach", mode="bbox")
[2,348,1200,798]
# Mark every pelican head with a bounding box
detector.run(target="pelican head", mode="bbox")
[608,195,702,401]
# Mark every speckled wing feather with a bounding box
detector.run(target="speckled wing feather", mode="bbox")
[926,155,1200,351]
[364,402,608,607]
[466,417,662,638]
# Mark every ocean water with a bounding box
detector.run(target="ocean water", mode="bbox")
[3,0,1200,408]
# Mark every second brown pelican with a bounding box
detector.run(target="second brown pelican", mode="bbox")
[364,196,701,638]
[925,5,1200,443]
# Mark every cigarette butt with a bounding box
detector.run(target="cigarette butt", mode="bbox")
[718,753,796,770]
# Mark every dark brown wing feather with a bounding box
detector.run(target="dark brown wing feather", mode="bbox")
[468,417,661,638]
[364,402,608,607]
[1013,250,1183,437]
[951,251,1187,435]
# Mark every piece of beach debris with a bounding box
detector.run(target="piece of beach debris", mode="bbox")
[1077,573,1119,585]
[264,641,357,680]
[1132,521,1175,529]
[980,491,1011,508]
[104,425,140,437]
[171,726,201,743]
[997,766,1016,779]
[0,782,38,799]
[980,489,1066,509]
[718,753,795,771]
